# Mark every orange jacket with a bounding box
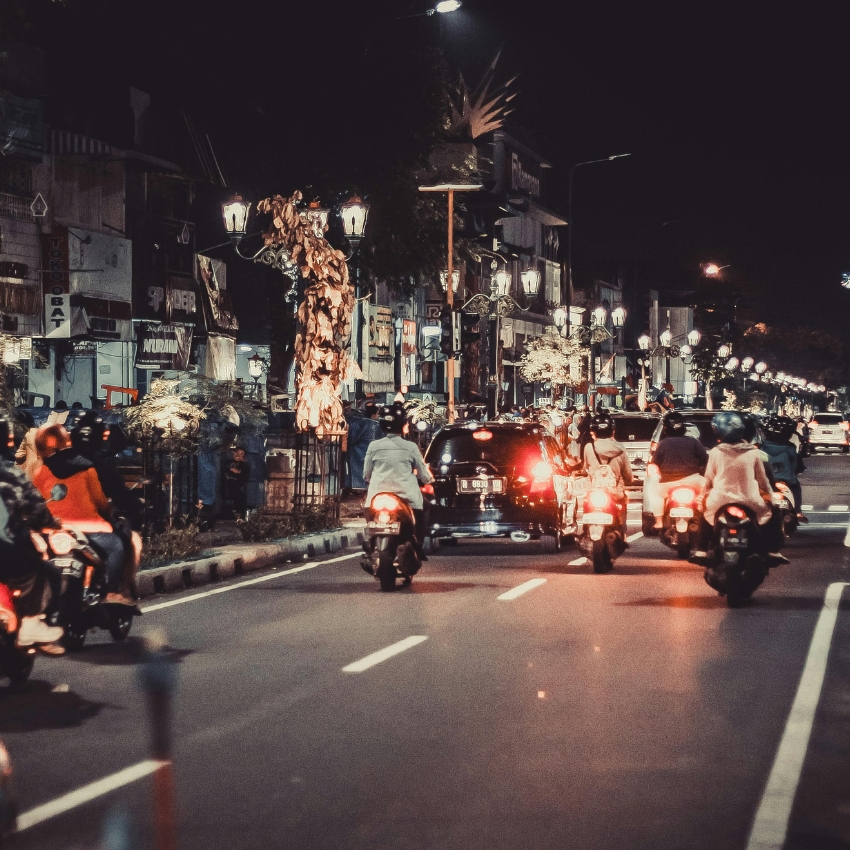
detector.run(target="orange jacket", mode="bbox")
[33,454,112,533]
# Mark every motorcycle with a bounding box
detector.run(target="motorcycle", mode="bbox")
[773,482,798,540]
[660,484,702,559]
[703,504,768,608]
[578,487,626,573]
[0,584,36,688]
[361,490,424,592]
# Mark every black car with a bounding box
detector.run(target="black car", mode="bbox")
[423,422,578,552]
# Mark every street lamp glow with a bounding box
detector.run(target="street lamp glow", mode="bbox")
[611,306,626,328]
[687,329,701,346]
[433,0,461,12]
[222,195,251,243]
[717,344,731,358]
[680,344,692,356]
[725,357,739,370]
[841,273,850,289]
[638,333,651,351]
[521,268,541,297]
[248,353,265,379]
[552,307,567,329]
[703,262,729,277]
[493,269,511,297]
[741,356,754,372]
[440,270,460,293]
[340,196,370,242]
[592,306,607,327]
[659,327,673,347]
[776,372,786,382]
[755,361,767,374]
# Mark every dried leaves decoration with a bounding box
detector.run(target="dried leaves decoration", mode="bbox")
[255,192,359,436]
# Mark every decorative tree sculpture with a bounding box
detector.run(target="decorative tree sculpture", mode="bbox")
[255,191,359,435]
[518,329,588,400]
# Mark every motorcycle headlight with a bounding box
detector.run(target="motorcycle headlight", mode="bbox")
[50,530,76,555]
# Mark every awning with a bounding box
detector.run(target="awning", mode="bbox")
[71,296,132,341]
[506,197,568,227]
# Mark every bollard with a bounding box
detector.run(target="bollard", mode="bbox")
[137,629,178,850]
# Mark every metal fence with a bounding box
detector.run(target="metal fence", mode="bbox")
[140,448,199,532]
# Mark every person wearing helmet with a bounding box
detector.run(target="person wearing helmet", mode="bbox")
[762,416,807,523]
[0,418,66,649]
[363,402,434,557]
[645,411,709,529]
[32,424,133,606]
[689,411,787,565]
[583,413,635,506]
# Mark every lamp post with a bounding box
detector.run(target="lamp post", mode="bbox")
[418,182,483,423]
[566,153,631,318]
[339,196,370,399]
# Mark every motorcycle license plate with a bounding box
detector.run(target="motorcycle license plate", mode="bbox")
[367,521,400,535]
[721,530,748,549]
[669,507,694,518]
[457,477,506,495]
[778,498,791,509]
[56,559,83,577]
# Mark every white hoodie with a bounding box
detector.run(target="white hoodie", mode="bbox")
[703,442,772,526]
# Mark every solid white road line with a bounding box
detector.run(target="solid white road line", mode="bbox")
[746,582,850,850]
[569,557,588,566]
[497,578,547,601]
[827,504,849,512]
[342,636,428,673]
[17,760,165,832]
[626,531,644,543]
[140,552,362,613]
[801,504,814,511]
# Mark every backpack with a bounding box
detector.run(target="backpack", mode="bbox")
[589,444,619,490]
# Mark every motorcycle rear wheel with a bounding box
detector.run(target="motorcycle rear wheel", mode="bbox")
[61,618,87,651]
[677,535,691,560]
[591,539,613,573]
[377,548,397,592]
[107,609,133,642]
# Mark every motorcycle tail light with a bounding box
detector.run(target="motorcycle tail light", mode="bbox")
[49,530,75,555]
[371,494,400,512]
[671,487,696,505]
[726,505,747,519]
[420,483,434,495]
[588,489,610,510]
[377,511,391,524]
[530,461,552,481]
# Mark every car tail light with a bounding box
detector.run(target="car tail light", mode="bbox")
[531,461,552,481]
[49,530,76,555]
[646,463,660,479]
[726,505,747,519]
[420,483,434,495]
[588,489,611,510]
[472,430,493,441]
[371,494,400,512]
[650,440,658,455]
[670,487,696,505]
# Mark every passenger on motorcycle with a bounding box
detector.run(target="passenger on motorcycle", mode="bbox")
[0,418,65,650]
[645,411,708,529]
[762,416,807,523]
[363,403,434,558]
[32,424,133,607]
[582,413,635,528]
[690,411,788,566]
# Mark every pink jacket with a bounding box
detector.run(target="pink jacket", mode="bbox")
[703,442,772,525]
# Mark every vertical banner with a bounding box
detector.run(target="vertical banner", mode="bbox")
[368,306,393,361]
[42,225,71,338]
[401,319,417,388]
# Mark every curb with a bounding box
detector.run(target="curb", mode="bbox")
[137,526,365,598]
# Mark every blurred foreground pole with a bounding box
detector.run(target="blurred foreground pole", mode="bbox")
[102,806,135,850]
[137,630,178,850]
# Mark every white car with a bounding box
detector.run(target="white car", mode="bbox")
[808,413,849,453]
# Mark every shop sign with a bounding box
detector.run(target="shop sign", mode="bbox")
[508,149,542,200]
[135,323,192,370]
[72,341,97,357]
[401,320,417,355]
[42,226,71,338]
[368,305,393,361]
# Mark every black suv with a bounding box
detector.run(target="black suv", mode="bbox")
[424,422,578,552]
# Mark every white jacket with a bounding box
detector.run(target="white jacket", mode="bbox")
[703,442,772,526]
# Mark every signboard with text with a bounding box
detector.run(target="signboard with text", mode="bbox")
[42,226,71,338]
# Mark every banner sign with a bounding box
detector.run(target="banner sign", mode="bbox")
[134,323,192,370]
[196,254,237,333]
[42,226,71,338]
[368,305,393,361]
[401,320,417,355]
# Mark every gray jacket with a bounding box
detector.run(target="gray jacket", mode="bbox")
[364,434,434,510]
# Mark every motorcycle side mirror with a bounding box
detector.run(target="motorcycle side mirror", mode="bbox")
[49,483,68,502]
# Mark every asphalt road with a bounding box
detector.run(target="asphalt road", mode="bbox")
[3,455,850,850]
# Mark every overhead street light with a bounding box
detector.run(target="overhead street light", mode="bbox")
[431,0,461,12]
[703,262,730,277]
[222,195,251,243]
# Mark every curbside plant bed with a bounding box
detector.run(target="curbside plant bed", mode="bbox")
[136,527,364,599]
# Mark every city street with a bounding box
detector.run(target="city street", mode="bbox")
[4,455,850,850]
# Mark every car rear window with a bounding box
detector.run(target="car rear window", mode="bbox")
[426,431,543,467]
[812,414,842,425]
[656,417,718,449]
[613,418,657,442]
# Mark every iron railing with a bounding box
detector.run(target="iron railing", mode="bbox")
[140,448,199,532]
[0,192,34,222]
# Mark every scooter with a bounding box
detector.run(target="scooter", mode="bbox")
[703,504,769,608]
[361,491,423,591]
[773,482,798,540]
[578,487,627,573]
[0,584,36,688]
[660,484,702,559]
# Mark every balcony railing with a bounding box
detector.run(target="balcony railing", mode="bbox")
[0,192,35,222]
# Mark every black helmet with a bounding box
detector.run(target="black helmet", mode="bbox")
[70,411,109,457]
[0,418,15,462]
[764,415,796,443]
[378,402,407,434]
[663,410,686,437]
[712,411,746,444]
[589,413,614,439]
[740,412,761,445]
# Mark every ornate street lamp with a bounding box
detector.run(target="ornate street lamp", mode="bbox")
[248,353,265,379]
[611,306,626,328]
[725,357,740,370]
[755,361,767,374]
[339,196,370,246]
[592,306,607,327]
[222,195,251,243]
[493,269,511,297]
[638,333,651,351]
[553,307,567,337]
[659,327,673,347]
[687,329,701,346]
[521,268,541,297]
[717,344,731,358]
[440,270,460,293]
[300,200,329,239]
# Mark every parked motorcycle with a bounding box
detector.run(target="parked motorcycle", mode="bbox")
[578,487,627,573]
[703,504,768,607]
[660,484,702,559]
[0,584,36,688]
[361,491,423,591]
[774,482,798,540]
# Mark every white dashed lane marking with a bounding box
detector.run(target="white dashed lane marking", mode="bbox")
[497,578,547,601]
[342,636,429,673]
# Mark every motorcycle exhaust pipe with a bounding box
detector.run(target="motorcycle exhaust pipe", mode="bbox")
[510,531,531,543]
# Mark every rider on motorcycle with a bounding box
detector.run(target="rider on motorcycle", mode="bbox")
[32,424,133,606]
[762,416,807,523]
[646,411,708,529]
[363,403,434,559]
[690,411,788,566]
[0,418,65,650]
[582,412,635,529]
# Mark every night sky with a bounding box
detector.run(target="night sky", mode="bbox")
[9,1,849,342]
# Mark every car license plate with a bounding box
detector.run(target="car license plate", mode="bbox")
[367,521,400,535]
[457,477,506,494]
[821,430,832,435]
[669,507,694,518]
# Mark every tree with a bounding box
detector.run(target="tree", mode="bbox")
[688,338,731,410]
